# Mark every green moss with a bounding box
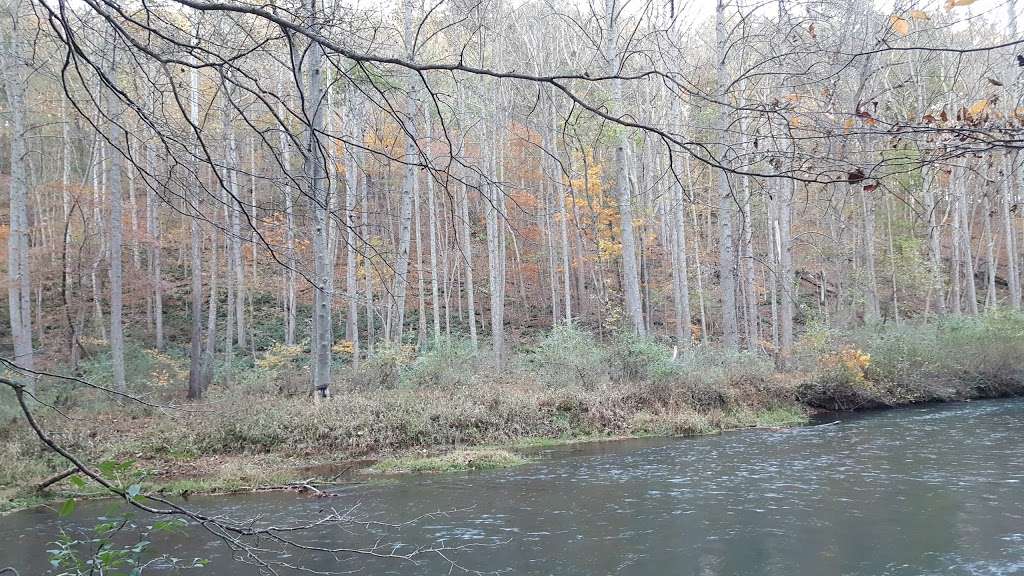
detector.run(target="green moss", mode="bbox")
[720,405,809,429]
[754,406,809,427]
[508,435,620,449]
[370,449,527,474]
[1,492,54,515]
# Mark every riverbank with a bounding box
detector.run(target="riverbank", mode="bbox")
[9,390,1024,576]
[0,389,1016,515]
[3,313,1024,513]
[0,402,810,515]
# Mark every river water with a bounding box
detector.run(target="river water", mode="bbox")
[3,398,1024,575]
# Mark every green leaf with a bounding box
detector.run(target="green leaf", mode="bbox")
[126,484,142,500]
[69,474,87,489]
[153,518,188,533]
[59,498,76,518]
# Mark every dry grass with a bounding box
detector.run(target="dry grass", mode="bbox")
[6,316,1023,512]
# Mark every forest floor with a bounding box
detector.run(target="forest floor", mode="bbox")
[3,313,1024,514]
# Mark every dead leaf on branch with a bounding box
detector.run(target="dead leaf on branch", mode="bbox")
[968,99,989,117]
[945,0,977,10]
[889,15,910,36]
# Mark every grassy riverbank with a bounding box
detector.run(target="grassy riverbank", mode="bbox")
[3,312,1023,513]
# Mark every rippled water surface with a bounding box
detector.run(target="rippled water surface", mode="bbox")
[4,398,1024,575]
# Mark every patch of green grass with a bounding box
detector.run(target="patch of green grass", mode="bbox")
[370,449,527,474]
[150,477,260,496]
[508,434,644,449]
[627,410,715,436]
[721,405,809,429]
[1,490,53,515]
[1,485,111,516]
[754,406,809,427]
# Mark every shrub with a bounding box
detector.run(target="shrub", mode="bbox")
[644,346,776,411]
[605,334,675,383]
[800,312,1024,409]
[627,410,712,436]
[529,326,607,388]
[402,337,479,389]
[348,343,416,390]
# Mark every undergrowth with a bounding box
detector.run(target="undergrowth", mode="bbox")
[4,314,1024,507]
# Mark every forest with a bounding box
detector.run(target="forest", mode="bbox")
[2,0,1024,571]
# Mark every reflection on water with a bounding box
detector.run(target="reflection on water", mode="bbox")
[3,398,1024,575]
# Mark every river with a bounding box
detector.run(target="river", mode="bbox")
[3,398,1024,575]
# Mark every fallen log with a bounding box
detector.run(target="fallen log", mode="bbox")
[36,468,77,491]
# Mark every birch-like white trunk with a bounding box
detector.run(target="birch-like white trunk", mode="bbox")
[392,0,418,345]
[105,38,127,392]
[276,71,298,346]
[1002,153,1021,309]
[301,0,332,396]
[1,3,34,381]
[425,110,442,342]
[715,0,738,349]
[186,32,204,398]
[344,98,361,361]
[145,143,164,351]
[606,0,645,336]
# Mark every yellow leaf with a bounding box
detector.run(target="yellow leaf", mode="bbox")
[789,116,802,128]
[945,0,976,9]
[889,15,909,36]
[843,118,856,132]
[910,9,929,20]
[968,99,989,117]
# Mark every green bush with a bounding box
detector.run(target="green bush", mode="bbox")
[347,343,416,390]
[402,337,479,389]
[529,325,607,388]
[605,334,675,383]
[800,311,1024,409]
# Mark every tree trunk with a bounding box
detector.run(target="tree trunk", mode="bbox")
[425,110,442,342]
[1002,153,1021,309]
[146,143,164,351]
[414,167,428,350]
[669,104,692,345]
[924,172,947,315]
[187,38,204,399]
[301,0,332,397]
[106,40,127,393]
[606,0,645,336]
[460,177,478,347]
[1,6,34,382]
[345,99,361,362]
[277,71,298,347]
[715,0,738,349]
[484,109,507,367]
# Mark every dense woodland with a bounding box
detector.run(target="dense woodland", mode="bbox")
[2,0,1023,399]
[5,0,1024,571]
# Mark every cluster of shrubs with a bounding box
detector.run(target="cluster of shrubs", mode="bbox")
[120,328,798,459]
[7,326,799,464]
[6,312,1024,485]
[796,311,1024,410]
